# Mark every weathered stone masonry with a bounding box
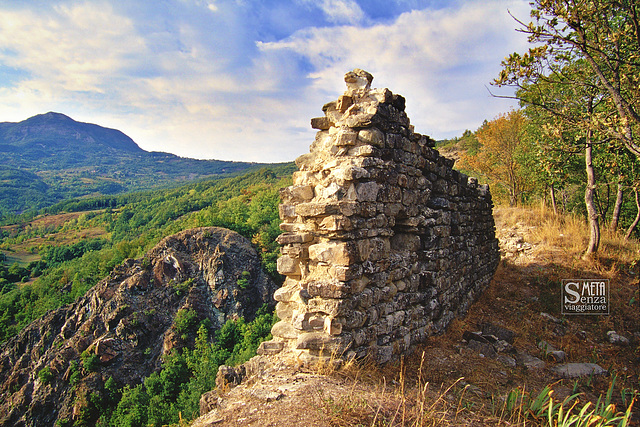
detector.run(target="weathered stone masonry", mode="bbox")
[258,69,500,365]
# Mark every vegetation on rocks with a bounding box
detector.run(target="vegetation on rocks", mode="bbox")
[1,3,640,426]
[0,164,293,344]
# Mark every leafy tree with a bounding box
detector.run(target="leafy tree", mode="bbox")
[109,384,149,427]
[460,110,531,206]
[106,309,276,426]
[502,54,613,256]
[495,0,640,160]
[173,308,199,339]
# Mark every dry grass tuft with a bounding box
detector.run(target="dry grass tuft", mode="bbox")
[494,205,640,269]
[320,357,488,426]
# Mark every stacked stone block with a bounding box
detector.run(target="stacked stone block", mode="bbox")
[258,69,500,365]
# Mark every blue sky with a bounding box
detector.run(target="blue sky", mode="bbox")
[0,0,530,162]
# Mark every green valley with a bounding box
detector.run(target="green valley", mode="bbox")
[0,164,294,343]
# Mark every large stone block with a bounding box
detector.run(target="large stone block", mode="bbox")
[304,279,351,299]
[355,182,379,202]
[280,185,314,203]
[335,129,358,146]
[311,116,332,130]
[276,255,300,275]
[307,297,353,317]
[390,233,421,252]
[309,241,357,265]
[276,232,314,245]
[319,215,353,232]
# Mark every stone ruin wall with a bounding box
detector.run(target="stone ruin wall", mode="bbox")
[258,69,500,365]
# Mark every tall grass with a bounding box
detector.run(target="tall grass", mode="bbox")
[321,357,638,426]
[494,205,640,266]
[496,375,637,426]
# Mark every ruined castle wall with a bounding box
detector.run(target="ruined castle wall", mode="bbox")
[259,70,500,365]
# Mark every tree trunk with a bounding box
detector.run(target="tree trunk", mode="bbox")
[609,179,624,232]
[584,136,600,258]
[550,184,558,215]
[625,188,640,240]
[595,183,609,221]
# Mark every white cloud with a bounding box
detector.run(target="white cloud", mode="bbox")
[0,0,533,162]
[0,3,145,94]
[259,0,531,140]
[318,0,365,24]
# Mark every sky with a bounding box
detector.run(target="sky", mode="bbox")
[0,0,532,163]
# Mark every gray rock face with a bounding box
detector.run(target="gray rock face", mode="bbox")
[606,330,629,346]
[0,227,277,427]
[260,69,500,365]
[550,363,607,378]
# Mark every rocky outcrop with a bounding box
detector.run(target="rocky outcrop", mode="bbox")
[0,227,277,427]
[259,69,500,365]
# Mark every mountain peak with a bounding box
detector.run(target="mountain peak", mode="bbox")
[3,112,144,154]
[22,112,75,125]
[40,111,72,119]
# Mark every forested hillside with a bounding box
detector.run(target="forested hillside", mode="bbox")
[0,164,294,344]
[440,108,640,258]
[0,112,266,217]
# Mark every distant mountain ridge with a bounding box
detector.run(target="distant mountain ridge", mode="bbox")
[0,112,143,156]
[0,113,267,216]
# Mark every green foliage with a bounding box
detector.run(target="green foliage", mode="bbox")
[68,360,82,386]
[104,307,276,426]
[80,350,100,372]
[0,113,269,217]
[501,375,637,426]
[459,110,532,206]
[173,308,199,338]
[0,165,291,344]
[40,239,107,265]
[171,278,194,296]
[38,365,54,384]
[236,270,251,290]
[109,384,150,427]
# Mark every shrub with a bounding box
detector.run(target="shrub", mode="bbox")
[38,365,53,384]
[81,350,100,372]
[236,270,251,290]
[173,308,198,337]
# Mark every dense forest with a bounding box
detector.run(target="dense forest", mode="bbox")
[439,111,640,247]
[485,0,640,258]
[439,0,640,259]
[0,164,294,343]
